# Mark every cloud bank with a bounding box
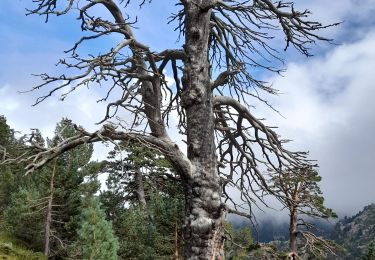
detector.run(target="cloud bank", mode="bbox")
[261,30,375,216]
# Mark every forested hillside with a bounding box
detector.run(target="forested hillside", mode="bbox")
[0,116,117,259]
[236,204,375,259]
[0,116,254,259]
[333,204,375,259]
[4,115,372,259]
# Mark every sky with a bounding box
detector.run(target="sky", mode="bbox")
[1,0,375,218]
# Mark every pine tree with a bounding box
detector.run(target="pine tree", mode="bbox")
[100,141,184,259]
[224,222,253,260]
[269,167,338,259]
[0,116,27,212]
[3,119,101,257]
[72,197,118,260]
[0,116,14,153]
[40,120,98,254]
[5,187,45,250]
[102,140,175,208]
[363,241,375,260]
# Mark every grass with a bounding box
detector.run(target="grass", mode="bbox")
[0,233,45,260]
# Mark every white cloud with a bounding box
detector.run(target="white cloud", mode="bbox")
[296,0,375,38]
[0,80,118,164]
[258,30,375,216]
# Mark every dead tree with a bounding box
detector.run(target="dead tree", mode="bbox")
[5,0,338,258]
[44,160,56,256]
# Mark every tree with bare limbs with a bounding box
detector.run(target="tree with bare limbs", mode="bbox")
[269,167,339,259]
[2,0,338,258]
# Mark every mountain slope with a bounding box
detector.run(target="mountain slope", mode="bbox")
[334,204,375,259]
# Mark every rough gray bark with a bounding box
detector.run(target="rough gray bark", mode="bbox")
[289,206,298,259]
[182,2,224,259]
[134,167,146,208]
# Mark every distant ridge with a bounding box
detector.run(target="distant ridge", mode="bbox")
[333,203,375,259]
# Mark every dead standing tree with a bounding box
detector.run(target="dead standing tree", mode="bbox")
[9,0,337,258]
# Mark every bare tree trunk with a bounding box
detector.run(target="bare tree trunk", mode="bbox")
[289,206,298,259]
[174,221,180,260]
[134,166,146,208]
[44,162,56,256]
[182,2,225,259]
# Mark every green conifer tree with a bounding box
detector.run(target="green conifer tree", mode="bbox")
[3,119,101,257]
[269,167,338,259]
[100,141,184,259]
[0,115,27,212]
[224,222,253,260]
[5,187,45,250]
[72,197,118,260]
